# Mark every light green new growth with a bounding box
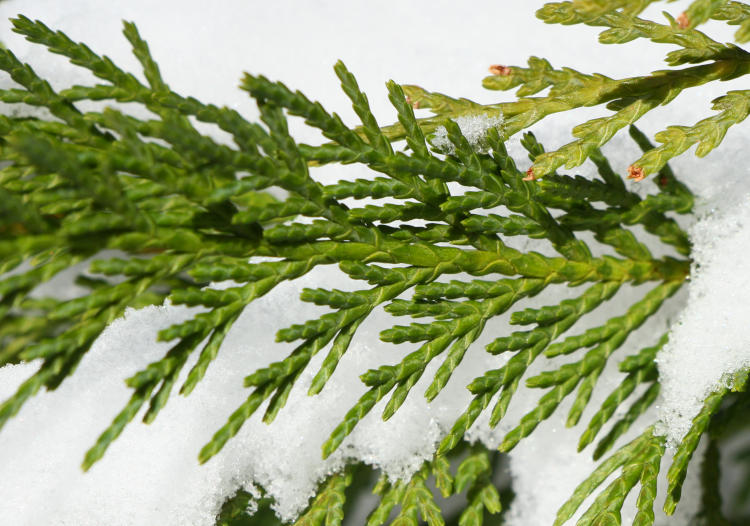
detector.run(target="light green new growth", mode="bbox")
[2,1,750,525]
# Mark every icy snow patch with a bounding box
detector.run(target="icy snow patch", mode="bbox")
[431,113,503,154]
[656,197,750,447]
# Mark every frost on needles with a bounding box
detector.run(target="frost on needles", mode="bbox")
[2,1,750,525]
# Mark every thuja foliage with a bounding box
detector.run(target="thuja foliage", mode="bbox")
[2,0,750,524]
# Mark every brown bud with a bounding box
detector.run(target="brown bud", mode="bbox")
[523,167,536,181]
[489,64,512,76]
[677,12,689,29]
[405,95,420,109]
[627,165,645,182]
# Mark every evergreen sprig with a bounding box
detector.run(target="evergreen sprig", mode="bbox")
[2,1,750,525]
[300,444,503,526]
[554,426,666,526]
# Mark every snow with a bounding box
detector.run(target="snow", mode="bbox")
[656,198,750,447]
[431,113,504,154]
[0,0,749,525]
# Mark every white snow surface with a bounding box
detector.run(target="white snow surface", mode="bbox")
[656,199,750,447]
[0,0,749,525]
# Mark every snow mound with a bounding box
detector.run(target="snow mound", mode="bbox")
[657,197,750,447]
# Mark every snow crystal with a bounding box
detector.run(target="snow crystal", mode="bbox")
[431,113,504,155]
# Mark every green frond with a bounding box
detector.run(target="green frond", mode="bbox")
[482,56,607,98]
[543,284,678,359]
[529,97,659,178]
[367,477,406,526]
[393,467,444,526]
[537,1,738,65]
[501,281,678,452]
[293,448,497,526]
[180,310,242,395]
[121,21,169,92]
[455,449,502,526]
[593,383,660,462]
[570,0,664,17]
[577,335,665,453]
[692,438,732,526]
[713,1,750,42]
[293,467,353,526]
[480,4,750,181]
[664,369,749,515]
[322,378,396,460]
[554,427,664,526]
[386,81,432,159]
[81,383,155,471]
[401,84,486,116]
[432,455,454,498]
[335,61,392,156]
[440,280,622,455]
[683,0,731,29]
[631,90,750,180]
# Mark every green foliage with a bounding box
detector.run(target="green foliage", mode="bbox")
[295,445,505,526]
[713,1,750,42]
[2,1,750,525]
[212,444,506,526]
[552,370,750,525]
[554,427,665,526]
[476,1,750,182]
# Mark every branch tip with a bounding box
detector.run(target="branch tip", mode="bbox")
[489,64,511,76]
[627,165,645,182]
[676,12,690,29]
[523,167,536,181]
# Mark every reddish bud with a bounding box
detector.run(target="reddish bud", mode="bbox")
[489,64,511,76]
[677,12,689,29]
[627,165,645,182]
[523,167,536,181]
